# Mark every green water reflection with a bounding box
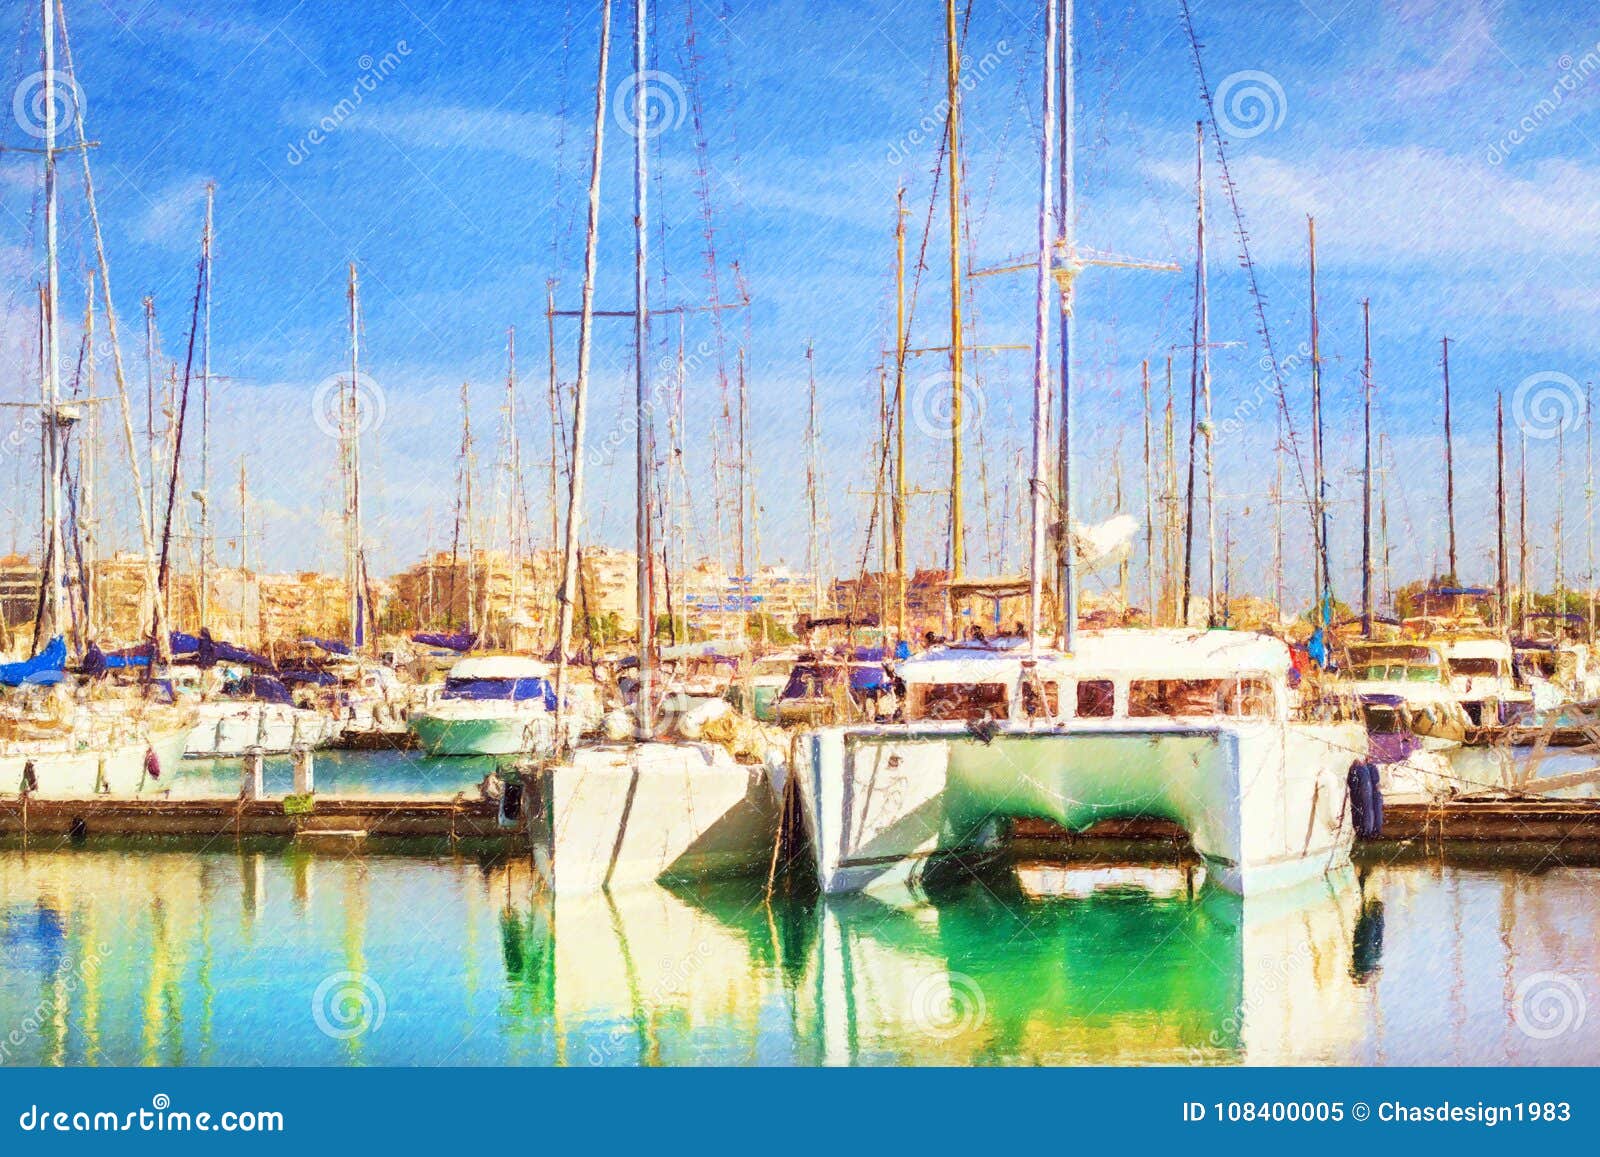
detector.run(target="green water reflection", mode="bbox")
[2,847,1596,1065]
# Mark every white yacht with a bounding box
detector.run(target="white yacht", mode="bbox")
[409,656,595,756]
[790,629,1367,897]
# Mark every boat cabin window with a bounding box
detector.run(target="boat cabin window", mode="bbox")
[1447,658,1503,679]
[1075,679,1115,718]
[1020,679,1060,719]
[443,676,554,705]
[1127,678,1274,718]
[909,682,1009,723]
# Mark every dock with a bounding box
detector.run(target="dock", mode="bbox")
[0,793,512,848]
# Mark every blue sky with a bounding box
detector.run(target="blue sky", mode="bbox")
[3,0,1599,612]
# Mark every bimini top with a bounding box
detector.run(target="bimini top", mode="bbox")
[446,655,552,681]
[902,629,1289,684]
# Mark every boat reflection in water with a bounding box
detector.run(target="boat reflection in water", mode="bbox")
[2,849,1598,1065]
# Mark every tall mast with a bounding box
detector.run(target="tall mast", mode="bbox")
[506,325,521,649]
[460,382,476,635]
[143,297,158,534]
[632,0,654,739]
[1308,216,1327,612]
[80,272,96,636]
[1588,382,1595,645]
[1055,0,1078,650]
[1026,0,1058,657]
[198,182,214,634]
[344,262,365,648]
[736,347,748,581]
[1519,432,1528,633]
[944,0,965,588]
[41,0,65,645]
[1274,410,1285,618]
[806,342,821,613]
[1496,392,1508,630]
[545,280,561,560]
[1442,336,1457,580]
[1141,359,1154,618]
[893,189,908,641]
[552,0,610,749]
[1556,420,1567,621]
[1196,122,1216,625]
[1360,298,1373,638]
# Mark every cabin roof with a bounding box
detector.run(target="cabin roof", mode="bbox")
[446,655,552,680]
[901,628,1289,682]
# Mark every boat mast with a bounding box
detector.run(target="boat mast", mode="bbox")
[552,0,609,741]
[506,325,521,649]
[41,0,66,646]
[80,272,96,637]
[1026,0,1057,657]
[1055,0,1078,650]
[806,342,821,614]
[1141,359,1154,619]
[632,0,655,739]
[893,189,908,642]
[1496,392,1508,630]
[198,182,214,635]
[1180,122,1205,627]
[1308,217,1327,614]
[1519,432,1528,634]
[1442,336,1457,580]
[1197,123,1216,625]
[460,382,476,636]
[1556,420,1567,624]
[944,0,965,594]
[1360,299,1373,638]
[1588,382,1596,645]
[344,262,365,649]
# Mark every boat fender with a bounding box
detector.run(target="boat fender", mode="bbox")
[1347,760,1383,838]
[498,776,524,828]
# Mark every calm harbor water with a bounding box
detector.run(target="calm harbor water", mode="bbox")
[3,838,1598,1066]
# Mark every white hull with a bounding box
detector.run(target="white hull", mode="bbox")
[1,726,191,798]
[793,719,1364,897]
[184,704,334,757]
[527,741,781,894]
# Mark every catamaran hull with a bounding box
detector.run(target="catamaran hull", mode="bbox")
[527,741,781,894]
[1,726,191,798]
[793,721,1364,897]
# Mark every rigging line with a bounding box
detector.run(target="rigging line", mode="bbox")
[1177,0,1315,535]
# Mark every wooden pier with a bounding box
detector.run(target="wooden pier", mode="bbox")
[0,793,512,848]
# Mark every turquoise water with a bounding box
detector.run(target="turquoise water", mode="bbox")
[3,843,1598,1066]
[172,751,500,798]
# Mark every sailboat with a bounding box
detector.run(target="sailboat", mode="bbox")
[1,0,191,795]
[523,0,782,894]
[788,0,1367,898]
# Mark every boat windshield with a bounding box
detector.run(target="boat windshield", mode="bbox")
[1352,662,1442,683]
[1447,658,1503,678]
[442,676,554,706]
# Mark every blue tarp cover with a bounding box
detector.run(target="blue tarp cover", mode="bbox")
[0,636,66,687]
